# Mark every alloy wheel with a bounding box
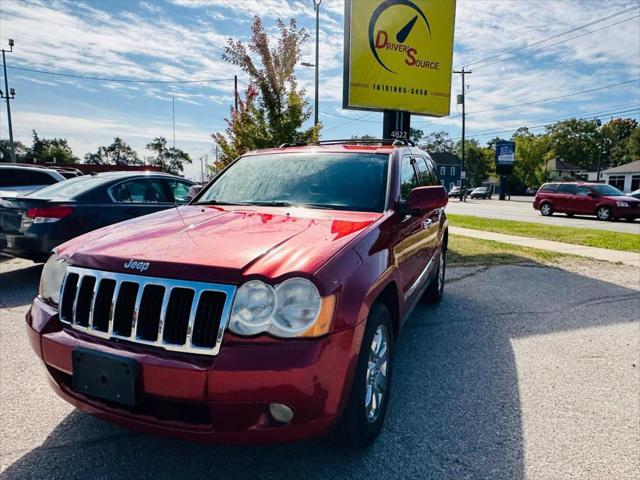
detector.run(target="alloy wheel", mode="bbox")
[365,324,389,423]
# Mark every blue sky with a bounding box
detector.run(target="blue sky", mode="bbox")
[1,0,639,180]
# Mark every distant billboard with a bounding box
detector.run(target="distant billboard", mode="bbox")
[496,141,516,166]
[343,0,457,117]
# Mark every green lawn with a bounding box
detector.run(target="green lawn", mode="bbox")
[448,234,569,266]
[447,214,640,253]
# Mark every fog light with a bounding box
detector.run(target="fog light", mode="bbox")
[269,403,294,424]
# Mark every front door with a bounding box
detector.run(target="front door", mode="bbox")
[574,186,598,214]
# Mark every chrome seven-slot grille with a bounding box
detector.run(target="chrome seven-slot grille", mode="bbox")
[58,266,237,356]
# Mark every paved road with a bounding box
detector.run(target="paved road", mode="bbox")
[1,257,638,479]
[446,196,640,234]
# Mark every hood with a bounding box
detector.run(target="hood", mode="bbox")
[601,195,640,203]
[57,205,380,285]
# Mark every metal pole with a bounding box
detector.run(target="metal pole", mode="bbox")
[2,49,16,163]
[234,75,238,112]
[172,96,176,149]
[596,123,605,183]
[453,68,471,201]
[313,0,321,126]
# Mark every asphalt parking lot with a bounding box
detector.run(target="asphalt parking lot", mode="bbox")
[1,256,638,480]
[447,196,640,234]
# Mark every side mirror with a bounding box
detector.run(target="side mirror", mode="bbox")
[404,186,448,215]
[186,184,203,202]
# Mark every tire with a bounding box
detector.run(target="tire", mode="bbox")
[422,247,445,304]
[540,202,553,216]
[596,206,612,221]
[339,303,393,448]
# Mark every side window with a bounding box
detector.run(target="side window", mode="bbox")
[557,184,577,194]
[576,186,591,196]
[165,180,191,204]
[414,157,434,186]
[439,166,445,176]
[450,166,455,176]
[539,183,558,193]
[111,178,171,203]
[400,156,419,199]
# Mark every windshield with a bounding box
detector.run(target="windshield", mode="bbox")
[591,184,624,196]
[25,175,107,199]
[197,153,389,212]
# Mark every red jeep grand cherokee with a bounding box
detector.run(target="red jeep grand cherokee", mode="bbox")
[534,182,640,221]
[27,140,448,447]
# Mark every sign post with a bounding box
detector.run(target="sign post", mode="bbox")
[343,0,457,139]
[495,141,516,201]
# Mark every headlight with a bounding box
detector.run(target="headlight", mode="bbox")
[616,201,629,207]
[229,278,335,338]
[39,254,68,304]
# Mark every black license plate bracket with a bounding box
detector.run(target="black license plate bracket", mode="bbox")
[72,348,139,406]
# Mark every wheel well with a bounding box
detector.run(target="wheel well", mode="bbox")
[374,282,400,341]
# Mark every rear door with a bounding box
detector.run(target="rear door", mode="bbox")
[555,184,578,212]
[108,177,176,223]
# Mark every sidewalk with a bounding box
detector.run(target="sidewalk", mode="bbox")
[449,226,640,267]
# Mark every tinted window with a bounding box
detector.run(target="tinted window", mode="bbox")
[26,175,107,199]
[197,153,389,212]
[557,184,577,194]
[112,178,171,203]
[0,168,57,187]
[592,184,624,196]
[414,157,438,186]
[539,184,558,193]
[576,186,591,196]
[400,156,420,198]
[165,179,192,203]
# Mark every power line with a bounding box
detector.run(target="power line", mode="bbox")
[457,5,640,70]
[472,14,640,72]
[6,64,241,84]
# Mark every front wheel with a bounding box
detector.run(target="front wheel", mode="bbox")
[596,206,612,221]
[339,303,393,448]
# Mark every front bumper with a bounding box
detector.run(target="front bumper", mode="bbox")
[612,206,640,218]
[27,297,365,444]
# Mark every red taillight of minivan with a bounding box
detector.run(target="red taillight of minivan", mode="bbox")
[25,206,74,223]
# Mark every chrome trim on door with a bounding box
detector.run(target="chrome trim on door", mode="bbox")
[59,266,236,356]
[404,251,437,301]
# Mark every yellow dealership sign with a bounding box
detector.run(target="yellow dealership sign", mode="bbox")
[343,0,457,117]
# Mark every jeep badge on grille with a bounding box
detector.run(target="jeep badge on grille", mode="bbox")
[123,259,150,272]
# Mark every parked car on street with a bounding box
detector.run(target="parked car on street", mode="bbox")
[0,171,194,261]
[525,186,539,196]
[27,139,449,447]
[448,186,462,198]
[470,186,491,199]
[0,164,65,198]
[533,182,640,221]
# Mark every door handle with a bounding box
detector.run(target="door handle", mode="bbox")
[422,219,433,229]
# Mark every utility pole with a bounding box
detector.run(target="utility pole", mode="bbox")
[1,39,16,163]
[172,96,176,149]
[595,118,607,183]
[234,75,238,112]
[313,0,321,126]
[453,67,471,201]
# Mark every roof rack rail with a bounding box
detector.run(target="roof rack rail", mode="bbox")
[313,138,415,147]
[278,142,308,148]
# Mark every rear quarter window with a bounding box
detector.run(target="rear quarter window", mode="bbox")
[539,184,558,193]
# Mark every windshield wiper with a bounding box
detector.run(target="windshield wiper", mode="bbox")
[196,200,251,206]
[246,201,293,207]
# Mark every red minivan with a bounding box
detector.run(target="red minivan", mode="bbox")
[26,140,449,447]
[533,182,640,221]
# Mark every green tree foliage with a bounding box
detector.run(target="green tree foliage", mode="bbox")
[212,16,319,168]
[513,134,551,187]
[410,128,424,143]
[27,130,78,164]
[457,139,494,187]
[602,118,638,167]
[84,137,142,166]
[627,127,640,161]
[145,137,192,175]
[545,118,600,169]
[0,139,28,162]
[419,131,454,153]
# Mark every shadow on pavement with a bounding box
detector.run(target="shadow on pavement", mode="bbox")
[2,259,638,479]
[0,263,42,308]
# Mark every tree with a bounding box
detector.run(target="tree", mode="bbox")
[410,128,424,144]
[0,139,28,162]
[513,134,551,187]
[602,118,638,167]
[145,137,192,175]
[627,127,640,161]
[27,130,78,164]
[456,139,494,187]
[212,16,319,168]
[419,131,454,153]
[545,119,599,169]
[84,137,142,166]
